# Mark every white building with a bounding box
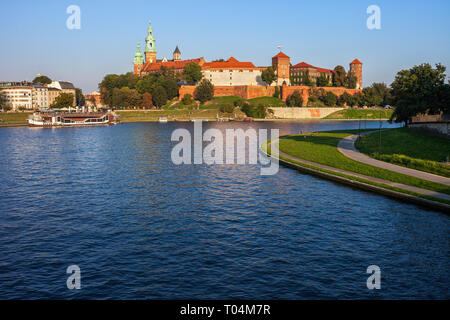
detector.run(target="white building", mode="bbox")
[201,57,266,86]
[0,86,33,110]
[48,81,77,106]
[31,84,49,109]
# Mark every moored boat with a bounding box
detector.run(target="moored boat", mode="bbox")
[28,111,119,127]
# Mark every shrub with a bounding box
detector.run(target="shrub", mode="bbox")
[286,90,303,107]
[321,91,338,106]
[220,104,235,113]
[241,102,267,118]
[273,86,280,99]
[182,94,194,105]
[371,152,450,177]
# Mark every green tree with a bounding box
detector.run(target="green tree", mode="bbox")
[142,92,153,109]
[182,94,194,105]
[183,62,203,84]
[390,63,448,125]
[194,79,214,104]
[303,71,313,86]
[286,90,303,107]
[50,93,74,109]
[75,88,85,106]
[262,67,276,86]
[112,87,141,108]
[332,66,347,87]
[161,77,179,100]
[321,91,338,106]
[362,87,383,106]
[371,82,392,106]
[316,74,330,87]
[99,74,120,105]
[88,96,97,107]
[32,75,52,85]
[273,86,280,98]
[345,72,357,89]
[338,92,353,106]
[152,86,168,108]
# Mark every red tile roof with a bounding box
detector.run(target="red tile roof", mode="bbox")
[143,58,203,72]
[292,62,315,68]
[350,59,362,64]
[291,62,333,73]
[273,51,290,59]
[316,67,333,74]
[202,57,257,69]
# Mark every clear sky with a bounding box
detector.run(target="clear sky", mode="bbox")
[1,0,449,93]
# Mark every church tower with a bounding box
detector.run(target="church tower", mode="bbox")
[145,22,157,64]
[133,41,144,75]
[173,46,181,61]
[349,59,363,89]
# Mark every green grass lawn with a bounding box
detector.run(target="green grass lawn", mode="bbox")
[325,108,393,119]
[278,130,450,195]
[355,127,450,177]
[0,112,30,126]
[116,109,238,121]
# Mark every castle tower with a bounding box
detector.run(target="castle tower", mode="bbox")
[272,51,290,86]
[145,22,157,64]
[133,41,144,75]
[349,59,363,89]
[173,45,181,61]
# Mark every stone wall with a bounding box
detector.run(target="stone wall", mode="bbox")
[179,84,360,105]
[409,122,450,137]
[179,85,275,100]
[281,84,361,106]
[269,107,343,119]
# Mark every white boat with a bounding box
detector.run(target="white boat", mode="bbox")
[28,111,118,127]
[158,117,168,123]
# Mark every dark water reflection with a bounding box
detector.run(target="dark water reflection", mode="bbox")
[0,121,448,299]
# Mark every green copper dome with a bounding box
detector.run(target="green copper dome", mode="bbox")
[145,21,156,52]
[134,41,144,64]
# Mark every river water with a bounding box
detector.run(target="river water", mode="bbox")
[0,121,448,299]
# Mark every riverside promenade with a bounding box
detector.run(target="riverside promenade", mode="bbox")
[338,132,450,187]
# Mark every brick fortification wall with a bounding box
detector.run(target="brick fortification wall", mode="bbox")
[280,84,361,106]
[179,85,275,100]
[179,85,360,105]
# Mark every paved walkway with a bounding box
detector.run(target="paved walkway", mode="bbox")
[338,132,450,187]
[271,139,450,202]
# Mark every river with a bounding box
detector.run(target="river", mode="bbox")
[0,121,448,299]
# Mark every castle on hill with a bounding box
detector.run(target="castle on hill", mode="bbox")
[133,22,362,89]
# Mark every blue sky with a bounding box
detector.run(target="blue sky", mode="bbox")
[0,0,449,93]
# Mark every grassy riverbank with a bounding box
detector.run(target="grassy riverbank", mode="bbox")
[325,108,394,120]
[277,130,449,195]
[355,127,450,177]
[116,109,238,122]
[0,112,30,127]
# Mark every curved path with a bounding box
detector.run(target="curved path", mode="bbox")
[337,132,450,187]
[271,139,450,202]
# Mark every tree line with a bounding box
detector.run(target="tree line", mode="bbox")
[99,63,204,109]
